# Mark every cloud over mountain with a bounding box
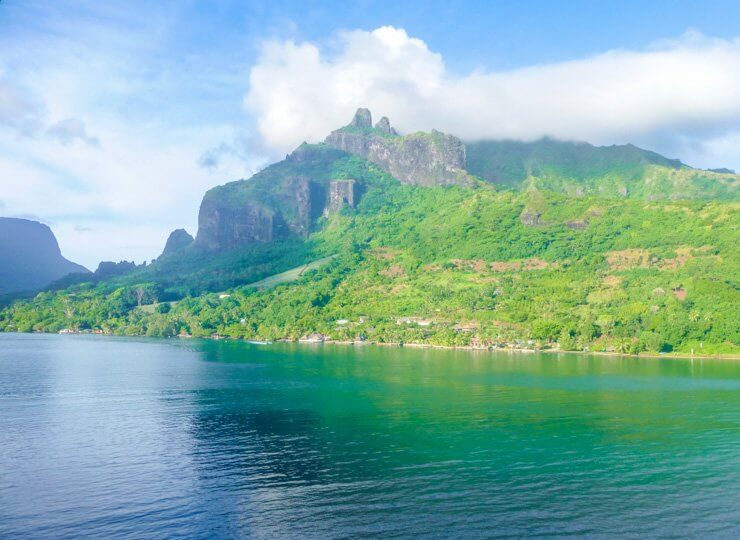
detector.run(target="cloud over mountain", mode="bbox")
[246,27,740,168]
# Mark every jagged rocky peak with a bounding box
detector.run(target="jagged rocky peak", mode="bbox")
[94,260,138,278]
[350,108,372,128]
[325,108,474,187]
[161,228,193,257]
[287,142,313,162]
[374,116,395,135]
[190,107,477,253]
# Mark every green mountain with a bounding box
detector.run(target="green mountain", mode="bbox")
[466,138,738,200]
[195,144,359,251]
[0,217,89,295]
[1,110,738,356]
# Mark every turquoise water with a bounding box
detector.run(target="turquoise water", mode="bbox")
[1,333,738,538]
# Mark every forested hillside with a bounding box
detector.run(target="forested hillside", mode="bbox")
[3,171,737,355]
[466,138,738,200]
[1,111,738,356]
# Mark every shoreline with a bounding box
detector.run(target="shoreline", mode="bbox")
[307,338,740,361]
[12,331,738,361]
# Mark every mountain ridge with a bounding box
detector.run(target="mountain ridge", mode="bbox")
[192,108,738,256]
[325,108,475,187]
[0,217,89,295]
[466,137,737,200]
[1,109,738,355]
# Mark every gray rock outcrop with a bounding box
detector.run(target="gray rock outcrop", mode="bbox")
[350,108,372,128]
[190,109,475,252]
[520,208,545,227]
[374,116,395,135]
[324,179,356,216]
[325,108,473,187]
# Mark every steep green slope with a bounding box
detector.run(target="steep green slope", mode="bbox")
[466,138,738,200]
[3,179,737,355]
[2,120,738,355]
[11,147,400,302]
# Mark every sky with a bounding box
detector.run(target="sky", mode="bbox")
[1,0,739,268]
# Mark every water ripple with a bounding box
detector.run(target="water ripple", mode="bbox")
[0,334,738,538]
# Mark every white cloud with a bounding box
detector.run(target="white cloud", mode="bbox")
[0,121,258,267]
[3,16,740,270]
[245,27,740,170]
[46,118,100,146]
[0,3,261,268]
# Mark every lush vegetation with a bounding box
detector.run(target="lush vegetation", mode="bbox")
[2,155,738,356]
[466,138,738,200]
[335,123,398,139]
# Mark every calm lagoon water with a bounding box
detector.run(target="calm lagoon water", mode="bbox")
[1,333,738,538]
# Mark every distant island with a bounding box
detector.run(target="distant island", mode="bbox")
[1,109,738,356]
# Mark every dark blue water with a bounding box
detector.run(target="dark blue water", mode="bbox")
[1,333,739,538]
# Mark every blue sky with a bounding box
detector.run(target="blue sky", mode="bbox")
[1,0,739,267]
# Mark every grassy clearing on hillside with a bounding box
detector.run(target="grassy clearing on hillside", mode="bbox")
[138,255,338,313]
[244,255,337,290]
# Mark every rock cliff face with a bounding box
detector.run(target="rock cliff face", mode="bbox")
[160,229,194,257]
[196,199,277,251]
[325,109,473,187]
[191,109,476,252]
[282,176,312,237]
[0,217,89,294]
[325,179,356,216]
[193,143,364,251]
[196,172,355,251]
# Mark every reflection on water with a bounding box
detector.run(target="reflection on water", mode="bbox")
[1,334,739,538]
